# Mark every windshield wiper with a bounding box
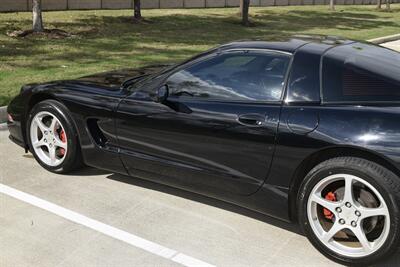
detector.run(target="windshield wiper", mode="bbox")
[173,91,211,98]
[122,74,151,88]
[174,91,195,97]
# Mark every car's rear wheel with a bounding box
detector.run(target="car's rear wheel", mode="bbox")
[27,100,83,173]
[298,157,400,265]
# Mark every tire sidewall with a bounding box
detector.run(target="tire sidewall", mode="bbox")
[298,158,400,266]
[27,100,79,173]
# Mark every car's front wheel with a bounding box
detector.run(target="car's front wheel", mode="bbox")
[298,157,400,265]
[27,100,83,173]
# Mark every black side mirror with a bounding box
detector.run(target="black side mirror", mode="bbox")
[156,85,169,103]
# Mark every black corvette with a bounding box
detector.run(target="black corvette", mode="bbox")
[7,35,400,265]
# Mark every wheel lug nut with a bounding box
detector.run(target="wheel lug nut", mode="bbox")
[351,221,357,227]
[44,131,48,135]
[355,211,361,217]
[339,219,345,225]
[44,139,47,143]
[336,207,342,213]
[345,202,352,208]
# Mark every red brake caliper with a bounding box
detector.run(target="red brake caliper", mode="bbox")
[59,130,66,156]
[323,192,336,220]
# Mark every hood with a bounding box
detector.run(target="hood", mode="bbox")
[19,64,173,98]
[75,64,172,90]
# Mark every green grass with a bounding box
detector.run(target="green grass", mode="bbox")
[0,5,399,106]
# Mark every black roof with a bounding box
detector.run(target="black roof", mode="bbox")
[218,35,355,54]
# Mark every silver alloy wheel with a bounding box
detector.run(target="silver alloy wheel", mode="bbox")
[30,111,68,167]
[307,174,390,258]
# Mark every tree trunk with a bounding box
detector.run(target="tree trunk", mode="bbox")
[239,0,244,16]
[329,0,335,10]
[32,0,44,32]
[134,0,142,20]
[386,0,390,10]
[377,0,382,9]
[242,0,250,26]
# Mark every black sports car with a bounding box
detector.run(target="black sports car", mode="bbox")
[7,35,400,265]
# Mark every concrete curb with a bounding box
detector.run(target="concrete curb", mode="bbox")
[0,106,7,124]
[368,33,400,44]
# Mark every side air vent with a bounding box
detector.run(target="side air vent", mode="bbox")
[87,118,108,147]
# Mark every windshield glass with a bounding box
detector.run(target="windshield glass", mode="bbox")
[127,46,221,91]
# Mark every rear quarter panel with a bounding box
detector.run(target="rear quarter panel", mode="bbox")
[271,105,400,187]
[254,105,400,220]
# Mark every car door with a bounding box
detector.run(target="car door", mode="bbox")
[116,50,291,195]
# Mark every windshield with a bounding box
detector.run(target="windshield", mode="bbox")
[127,46,222,91]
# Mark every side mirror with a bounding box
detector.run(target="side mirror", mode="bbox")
[156,85,169,103]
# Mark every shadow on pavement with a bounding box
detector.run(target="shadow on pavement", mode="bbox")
[67,166,111,176]
[371,247,400,267]
[106,172,302,235]
[69,167,400,266]
[105,172,400,267]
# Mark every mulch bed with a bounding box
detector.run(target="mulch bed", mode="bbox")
[7,29,71,39]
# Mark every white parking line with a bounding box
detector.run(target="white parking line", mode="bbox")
[0,183,215,267]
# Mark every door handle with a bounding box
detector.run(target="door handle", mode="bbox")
[237,114,266,127]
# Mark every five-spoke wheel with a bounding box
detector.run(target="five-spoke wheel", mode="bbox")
[27,100,83,173]
[299,157,400,265]
[307,173,390,258]
[30,111,68,167]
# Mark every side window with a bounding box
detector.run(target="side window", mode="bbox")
[166,51,291,102]
[322,43,400,102]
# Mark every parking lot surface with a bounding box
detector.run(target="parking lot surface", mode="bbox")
[0,128,399,267]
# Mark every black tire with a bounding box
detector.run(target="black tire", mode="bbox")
[26,99,84,173]
[298,157,400,266]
